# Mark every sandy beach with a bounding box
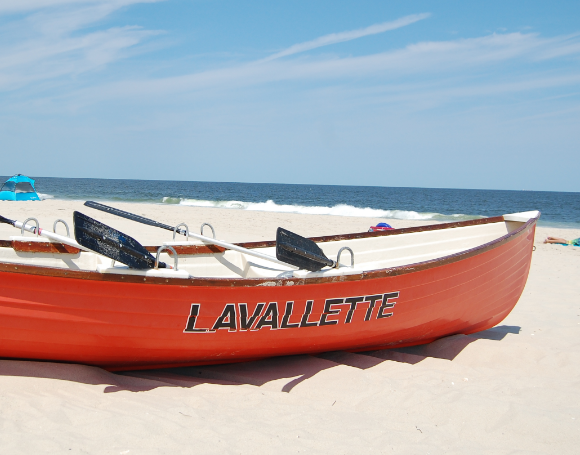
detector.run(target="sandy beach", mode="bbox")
[0,201,579,454]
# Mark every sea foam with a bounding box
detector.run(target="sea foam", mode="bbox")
[37,193,54,200]
[161,197,469,221]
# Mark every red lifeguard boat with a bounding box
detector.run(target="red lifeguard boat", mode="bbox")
[0,210,538,371]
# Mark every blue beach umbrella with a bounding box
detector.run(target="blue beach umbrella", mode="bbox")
[0,175,41,201]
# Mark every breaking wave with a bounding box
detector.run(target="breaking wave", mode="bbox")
[161,197,478,221]
[37,193,54,200]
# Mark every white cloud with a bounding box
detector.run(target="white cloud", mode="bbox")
[0,0,162,90]
[2,3,580,124]
[262,13,431,61]
[77,32,580,102]
[0,0,161,15]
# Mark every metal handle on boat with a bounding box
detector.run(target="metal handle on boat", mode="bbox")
[52,219,70,237]
[336,247,354,268]
[155,245,178,270]
[200,223,216,239]
[21,218,40,237]
[173,223,189,241]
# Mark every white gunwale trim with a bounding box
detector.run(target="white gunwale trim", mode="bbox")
[96,264,190,279]
[503,211,540,223]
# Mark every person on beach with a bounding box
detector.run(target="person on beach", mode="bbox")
[544,237,580,246]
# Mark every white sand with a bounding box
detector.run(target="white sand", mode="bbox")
[0,201,579,454]
[0,200,436,244]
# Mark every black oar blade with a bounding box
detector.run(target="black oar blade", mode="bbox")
[0,215,16,226]
[276,227,334,272]
[73,211,157,269]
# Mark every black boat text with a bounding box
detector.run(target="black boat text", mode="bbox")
[183,292,399,333]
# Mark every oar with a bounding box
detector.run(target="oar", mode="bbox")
[83,201,335,271]
[73,211,169,269]
[84,201,187,235]
[0,213,170,270]
[0,214,90,252]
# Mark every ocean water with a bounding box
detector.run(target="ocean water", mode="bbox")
[2,176,578,229]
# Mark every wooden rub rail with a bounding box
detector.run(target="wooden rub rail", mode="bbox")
[144,244,227,255]
[147,216,506,256]
[11,240,81,254]
[0,216,507,255]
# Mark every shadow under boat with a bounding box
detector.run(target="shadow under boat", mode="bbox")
[0,325,521,394]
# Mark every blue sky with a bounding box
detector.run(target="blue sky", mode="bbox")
[1,0,579,191]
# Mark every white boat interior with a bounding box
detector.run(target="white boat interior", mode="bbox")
[0,211,538,280]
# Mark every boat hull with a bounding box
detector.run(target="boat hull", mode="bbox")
[0,219,536,370]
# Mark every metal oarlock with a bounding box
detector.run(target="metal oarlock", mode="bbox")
[53,219,70,238]
[200,223,216,239]
[173,223,189,241]
[155,245,178,270]
[21,218,40,237]
[335,247,354,268]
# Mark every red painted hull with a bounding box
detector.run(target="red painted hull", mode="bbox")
[0,218,536,371]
